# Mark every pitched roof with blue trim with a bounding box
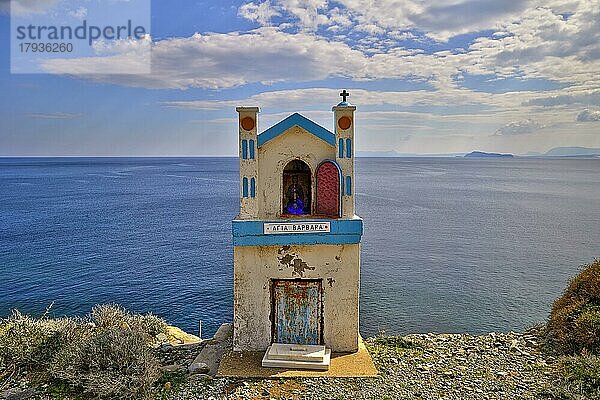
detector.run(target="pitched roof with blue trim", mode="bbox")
[257,113,335,147]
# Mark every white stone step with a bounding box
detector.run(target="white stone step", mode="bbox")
[268,343,326,362]
[262,345,331,370]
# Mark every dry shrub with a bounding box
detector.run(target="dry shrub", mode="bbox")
[547,259,600,355]
[0,304,168,399]
[49,304,166,399]
[90,303,167,338]
[51,322,160,399]
[0,310,76,372]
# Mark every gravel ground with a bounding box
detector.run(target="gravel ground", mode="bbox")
[0,332,557,399]
[162,332,558,400]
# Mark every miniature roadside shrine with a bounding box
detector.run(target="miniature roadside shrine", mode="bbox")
[232,91,363,370]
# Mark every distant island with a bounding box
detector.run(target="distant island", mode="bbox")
[464,151,514,158]
[543,146,600,157]
[355,147,600,158]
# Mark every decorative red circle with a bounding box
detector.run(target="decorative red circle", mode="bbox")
[241,117,255,131]
[338,116,352,130]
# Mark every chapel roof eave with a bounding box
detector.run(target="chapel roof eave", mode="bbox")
[257,113,336,147]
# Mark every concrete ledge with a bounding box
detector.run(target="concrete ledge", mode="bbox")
[191,323,232,376]
[217,338,378,378]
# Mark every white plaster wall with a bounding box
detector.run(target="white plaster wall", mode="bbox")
[257,126,336,219]
[233,243,360,352]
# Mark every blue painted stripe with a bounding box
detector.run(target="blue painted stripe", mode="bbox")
[232,218,362,246]
[257,113,335,147]
[241,140,248,159]
[233,234,362,246]
[249,139,255,159]
[346,138,352,158]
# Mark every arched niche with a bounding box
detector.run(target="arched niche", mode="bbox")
[282,159,311,216]
[316,160,341,217]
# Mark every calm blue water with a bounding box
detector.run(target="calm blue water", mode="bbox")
[1,157,598,338]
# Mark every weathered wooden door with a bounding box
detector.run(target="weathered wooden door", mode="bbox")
[272,280,322,345]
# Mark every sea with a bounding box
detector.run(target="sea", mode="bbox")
[1,157,598,338]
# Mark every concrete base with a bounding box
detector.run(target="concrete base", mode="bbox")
[262,344,331,370]
[217,337,378,378]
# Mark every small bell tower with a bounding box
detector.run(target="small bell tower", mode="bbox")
[333,90,356,218]
[236,106,259,219]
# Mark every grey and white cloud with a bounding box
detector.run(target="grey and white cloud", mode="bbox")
[41,29,365,89]
[1,0,61,15]
[25,0,600,154]
[494,118,544,135]
[41,36,152,75]
[240,0,328,31]
[37,1,600,95]
[525,92,600,107]
[576,109,600,122]
[24,112,82,119]
[238,1,281,26]
[68,6,87,20]
[238,0,533,40]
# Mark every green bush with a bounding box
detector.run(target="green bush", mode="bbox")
[548,354,600,400]
[0,304,168,399]
[370,335,416,349]
[547,260,600,355]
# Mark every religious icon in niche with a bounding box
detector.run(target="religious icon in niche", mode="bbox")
[282,160,311,215]
[286,176,305,214]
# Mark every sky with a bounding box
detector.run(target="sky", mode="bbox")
[0,0,599,156]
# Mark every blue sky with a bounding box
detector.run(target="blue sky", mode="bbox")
[1,0,599,156]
